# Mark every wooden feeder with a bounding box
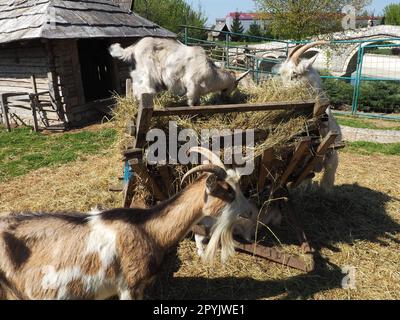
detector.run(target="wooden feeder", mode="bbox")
[117,93,344,272]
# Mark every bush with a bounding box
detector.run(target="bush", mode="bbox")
[359,81,400,113]
[322,77,354,108]
[322,77,400,114]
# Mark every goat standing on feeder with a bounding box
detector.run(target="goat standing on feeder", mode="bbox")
[278,41,342,190]
[109,38,250,106]
[0,148,257,300]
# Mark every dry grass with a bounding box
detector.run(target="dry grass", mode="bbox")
[112,79,317,155]
[112,79,317,202]
[0,152,122,213]
[0,145,399,300]
[1,81,398,300]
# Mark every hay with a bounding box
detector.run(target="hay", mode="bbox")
[112,79,318,204]
[1,130,399,299]
[112,78,318,153]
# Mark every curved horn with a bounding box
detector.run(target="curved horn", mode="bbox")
[188,147,225,168]
[290,41,328,65]
[287,44,305,60]
[236,70,251,83]
[181,164,227,187]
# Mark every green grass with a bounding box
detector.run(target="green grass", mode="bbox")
[0,127,116,182]
[344,141,400,156]
[336,116,400,131]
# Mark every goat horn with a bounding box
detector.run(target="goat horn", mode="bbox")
[288,44,305,60]
[236,70,251,83]
[290,41,328,65]
[187,147,225,168]
[181,164,227,187]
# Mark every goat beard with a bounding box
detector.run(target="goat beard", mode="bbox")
[203,207,237,264]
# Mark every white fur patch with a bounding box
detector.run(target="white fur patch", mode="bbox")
[86,215,117,267]
[40,265,117,300]
[38,216,119,299]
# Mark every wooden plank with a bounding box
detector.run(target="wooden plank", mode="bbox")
[153,100,316,117]
[0,94,11,132]
[123,175,137,208]
[130,161,167,201]
[134,93,154,149]
[291,131,339,189]
[313,98,330,117]
[192,225,313,272]
[126,78,132,98]
[278,137,311,187]
[258,148,274,193]
[29,94,39,132]
[123,148,143,160]
[44,40,65,123]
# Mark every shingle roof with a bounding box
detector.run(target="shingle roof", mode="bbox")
[0,0,176,45]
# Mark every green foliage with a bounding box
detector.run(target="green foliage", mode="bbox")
[383,3,400,26]
[134,0,207,38]
[322,77,400,114]
[322,77,354,107]
[230,12,245,41]
[0,127,116,182]
[246,21,263,41]
[358,81,400,113]
[254,0,372,40]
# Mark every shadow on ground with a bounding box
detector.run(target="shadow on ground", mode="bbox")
[146,184,400,300]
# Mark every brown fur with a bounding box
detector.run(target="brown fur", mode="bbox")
[0,176,235,300]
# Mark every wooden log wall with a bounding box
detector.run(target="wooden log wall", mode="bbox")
[0,41,49,93]
[0,40,64,127]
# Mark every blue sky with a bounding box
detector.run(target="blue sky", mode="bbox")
[187,0,396,25]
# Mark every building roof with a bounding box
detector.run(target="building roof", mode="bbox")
[0,0,176,45]
[227,12,258,21]
[211,22,229,37]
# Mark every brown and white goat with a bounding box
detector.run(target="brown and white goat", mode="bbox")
[109,38,250,106]
[0,148,256,300]
[278,41,343,190]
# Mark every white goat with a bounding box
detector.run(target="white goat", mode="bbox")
[109,38,250,106]
[279,41,343,190]
[0,148,256,300]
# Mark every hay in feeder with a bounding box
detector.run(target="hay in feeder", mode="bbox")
[112,78,320,203]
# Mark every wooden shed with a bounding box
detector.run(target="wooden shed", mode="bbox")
[0,0,175,130]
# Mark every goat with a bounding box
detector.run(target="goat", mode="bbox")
[109,38,250,106]
[0,148,256,300]
[195,203,281,257]
[278,41,343,190]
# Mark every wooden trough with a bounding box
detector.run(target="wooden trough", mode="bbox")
[118,92,344,272]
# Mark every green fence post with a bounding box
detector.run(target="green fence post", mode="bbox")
[184,26,188,45]
[352,44,364,115]
[225,33,230,68]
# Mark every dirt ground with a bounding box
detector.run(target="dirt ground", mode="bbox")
[0,151,399,300]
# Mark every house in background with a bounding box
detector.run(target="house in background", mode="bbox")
[208,21,231,41]
[0,0,175,130]
[224,12,273,33]
[217,12,383,37]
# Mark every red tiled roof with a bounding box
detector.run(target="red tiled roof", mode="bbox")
[227,12,258,20]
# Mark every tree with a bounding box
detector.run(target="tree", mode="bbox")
[383,4,400,26]
[247,21,263,41]
[254,0,372,40]
[230,12,245,41]
[133,0,207,38]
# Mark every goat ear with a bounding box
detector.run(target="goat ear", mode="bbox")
[305,54,319,69]
[205,174,219,194]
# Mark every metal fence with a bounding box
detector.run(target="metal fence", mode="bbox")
[181,25,400,121]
